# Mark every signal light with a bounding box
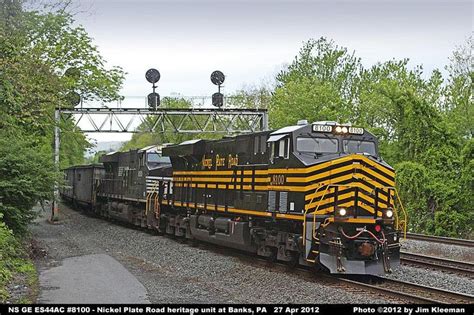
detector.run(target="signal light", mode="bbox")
[375,225,382,232]
[210,70,225,108]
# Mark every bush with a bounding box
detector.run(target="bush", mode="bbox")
[0,131,57,235]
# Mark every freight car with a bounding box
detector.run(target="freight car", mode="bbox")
[61,164,104,207]
[61,121,407,275]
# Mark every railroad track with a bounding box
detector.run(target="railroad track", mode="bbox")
[198,243,474,304]
[339,276,474,304]
[406,232,474,247]
[71,208,474,304]
[401,251,474,277]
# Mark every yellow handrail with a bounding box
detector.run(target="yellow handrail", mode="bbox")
[394,188,408,239]
[302,184,329,246]
[145,180,160,215]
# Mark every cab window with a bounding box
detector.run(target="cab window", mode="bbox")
[343,140,376,156]
[274,138,290,159]
[268,134,290,162]
[297,137,338,153]
[147,153,171,163]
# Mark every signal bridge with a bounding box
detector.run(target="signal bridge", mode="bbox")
[60,101,268,134]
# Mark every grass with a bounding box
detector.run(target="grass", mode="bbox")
[0,220,38,303]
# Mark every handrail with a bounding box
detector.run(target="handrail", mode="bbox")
[302,182,408,246]
[145,180,160,215]
[394,188,408,239]
[302,184,328,246]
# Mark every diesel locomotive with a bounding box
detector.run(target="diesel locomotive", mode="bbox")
[61,120,407,275]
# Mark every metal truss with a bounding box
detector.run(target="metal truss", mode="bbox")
[59,107,269,133]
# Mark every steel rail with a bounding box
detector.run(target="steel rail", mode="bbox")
[406,232,474,247]
[401,252,474,277]
[339,276,474,304]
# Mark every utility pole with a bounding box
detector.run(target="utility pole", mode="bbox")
[51,108,60,222]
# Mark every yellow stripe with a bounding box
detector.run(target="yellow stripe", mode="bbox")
[173,154,394,178]
[269,156,354,174]
[305,181,393,203]
[353,166,394,187]
[174,177,269,184]
[175,183,269,191]
[173,169,269,176]
[305,191,355,210]
[286,164,355,183]
[355,155,395,178]
[270,155,394,180]
[163,200,381,222]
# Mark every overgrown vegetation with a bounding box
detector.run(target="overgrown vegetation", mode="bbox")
[0,0,125,235]
[0,0,124,301]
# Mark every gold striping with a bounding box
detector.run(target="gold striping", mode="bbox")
[162,199,379,223]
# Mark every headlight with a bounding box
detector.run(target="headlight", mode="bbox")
[335,126,342,133]
[338,208,347,216]
[385,209,393,218]
[341,126,348,133]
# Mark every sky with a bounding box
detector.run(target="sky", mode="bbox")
[69,0,472,144]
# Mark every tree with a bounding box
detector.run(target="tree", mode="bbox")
[121,97,220,151]
[270,37,361,128]
[444,36,473,139]
[0,0,125,234]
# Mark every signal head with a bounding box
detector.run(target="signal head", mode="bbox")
[145,68,161,84]
[210,70,225,85]
[147,92,160,110]
[212,92,224,107]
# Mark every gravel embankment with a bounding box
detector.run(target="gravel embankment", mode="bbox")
[394,238,474,296]
[385,265,474,295]
[30,204,473,303]
[400,238,473,261]
[31,204,390,304]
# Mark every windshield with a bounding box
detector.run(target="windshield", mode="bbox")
[147,153,170,164]
[296,137,338,153]
[343,140,377,156]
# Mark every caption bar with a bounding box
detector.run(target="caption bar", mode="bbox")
[2,305,471,315]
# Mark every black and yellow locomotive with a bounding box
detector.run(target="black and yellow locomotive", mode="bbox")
[61,121,407,275]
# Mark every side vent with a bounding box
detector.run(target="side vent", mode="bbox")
[268,191,276,212]
[279,191,288,213]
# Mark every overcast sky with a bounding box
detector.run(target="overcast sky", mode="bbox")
[71,0,472,144]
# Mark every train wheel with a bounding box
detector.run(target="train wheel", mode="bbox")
[190,238,199,247]
[287,252,299,268]
[268,247,278,263]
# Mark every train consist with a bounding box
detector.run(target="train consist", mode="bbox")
[61,120,407,275]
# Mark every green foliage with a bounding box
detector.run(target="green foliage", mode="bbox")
[271,38,361,128]
[0,131,57,234]
[121,97,220,151]
[85,150,108,164]
[227,86,272,109]
[0,0,125,234]
[0,216,35,303]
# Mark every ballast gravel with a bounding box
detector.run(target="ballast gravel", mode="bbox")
[401,238,473,262]
[30,204,472,303]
